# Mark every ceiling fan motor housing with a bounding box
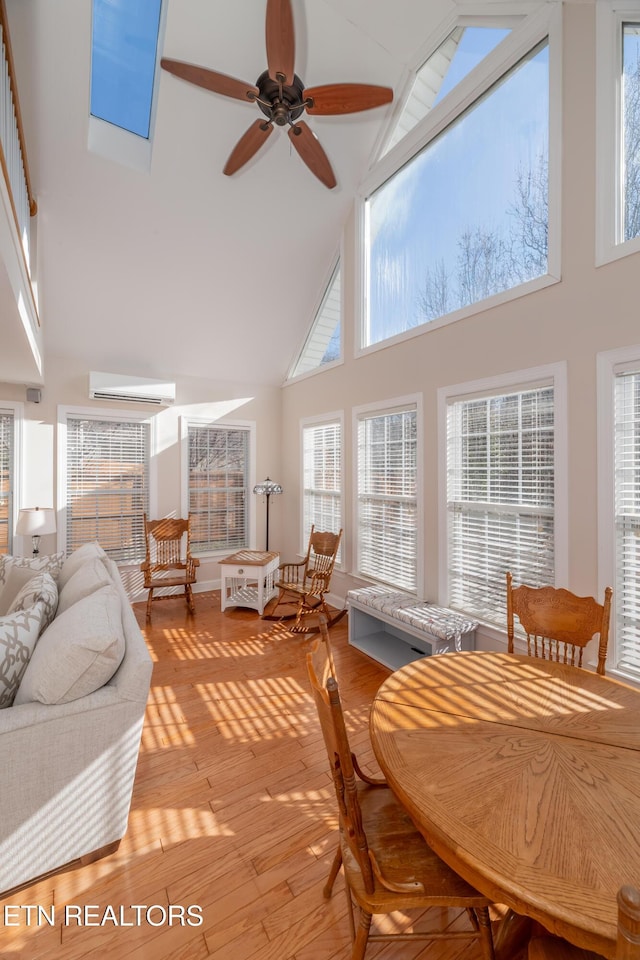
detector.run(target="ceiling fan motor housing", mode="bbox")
[255,70,306,125]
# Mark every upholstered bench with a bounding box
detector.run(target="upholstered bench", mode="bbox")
[347,584,477,670]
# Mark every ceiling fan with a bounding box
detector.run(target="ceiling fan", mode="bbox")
[161,0,393,189]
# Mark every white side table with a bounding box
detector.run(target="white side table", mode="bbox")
[219,550,280,615]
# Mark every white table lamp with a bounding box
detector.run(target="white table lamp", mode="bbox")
[16,507,57,556]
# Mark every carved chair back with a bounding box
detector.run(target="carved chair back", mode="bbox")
[143,515,195,579]
[506,572,612,675]
[302,526,343,594]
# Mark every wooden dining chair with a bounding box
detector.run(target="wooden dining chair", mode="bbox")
[506,572,613,675]
[270,525,343,631]
[306,619,496,960]
[528,885,640,960]
[140,514,199,622]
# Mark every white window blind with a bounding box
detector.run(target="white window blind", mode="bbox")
[614,370,640,675]
[188,423,249,553]
[357,406,417,591]
[302,420,342,559]
[66,416,150,561]
[447,385,555,625]
[0,412,14,555]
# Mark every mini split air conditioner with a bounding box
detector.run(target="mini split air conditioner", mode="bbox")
[89,371,176,405]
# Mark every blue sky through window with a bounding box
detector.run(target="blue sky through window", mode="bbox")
[91,0,163,139]
[433,28,511,106]
[384,26,512,160]
[367,42,549,346]
[623,25,640,241]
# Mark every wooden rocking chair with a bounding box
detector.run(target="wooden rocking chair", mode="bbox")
[265,525,343,631]
[141,514,199,622]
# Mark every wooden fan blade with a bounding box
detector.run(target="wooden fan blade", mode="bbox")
[161,58,258,102]
[223,119,273,176]
[288,121,336,189]
[304,83,393,115]
[265,0,295,84]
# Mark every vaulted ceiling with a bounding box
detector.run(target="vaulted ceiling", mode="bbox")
[6,0,480,387]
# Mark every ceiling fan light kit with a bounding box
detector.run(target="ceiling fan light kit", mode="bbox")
[161,0,393,188]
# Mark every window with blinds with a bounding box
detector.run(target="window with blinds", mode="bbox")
[187,423,249,553]
[66,416,150,561]
[302,419,342,560]
[0,412,14,555]
[357,405,417,591]
[614,370,640,676]
[446,385,555,625]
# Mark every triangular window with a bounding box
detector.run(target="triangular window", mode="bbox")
[289,263,341,379]
[383,26,512,155]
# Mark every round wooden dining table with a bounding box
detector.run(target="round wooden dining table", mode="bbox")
[369,650,640,959]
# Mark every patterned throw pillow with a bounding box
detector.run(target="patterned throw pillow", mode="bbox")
[0,602,46,708]
[0,552,65,591]
[7,572,58,632]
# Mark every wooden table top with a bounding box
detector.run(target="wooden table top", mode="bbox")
[369,650,640,958]
[219,550,279,566]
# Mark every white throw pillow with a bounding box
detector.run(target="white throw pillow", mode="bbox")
[57,557,112,615]
[7,572,58,632]
[0,602,46,708]
[14,585,125,706]
[58,542,108,590]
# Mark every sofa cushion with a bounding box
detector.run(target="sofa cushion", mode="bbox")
[7,572,58,631]
[14,585,126,706]
[0,552,65,615]
[0,602,46,708]
[57,558,112,615]
[0,565,39,616]
[58,542,108,591]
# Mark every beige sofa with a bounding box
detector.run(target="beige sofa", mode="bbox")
[0,542,153,895]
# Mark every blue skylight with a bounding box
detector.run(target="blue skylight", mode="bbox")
[90,0,163,139]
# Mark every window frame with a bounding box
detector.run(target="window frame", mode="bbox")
[597,344,640,683]
[180,417,256,558]
[376,15,524,160]
[300,412,344,563]
[57,405,157,562]
[353,394,423,594]
[0,401,23,556]
[285,249,344,385]
[596,1,640,265]
[437,362,568,635]
[356,3,562,357]
[88,0,168,174]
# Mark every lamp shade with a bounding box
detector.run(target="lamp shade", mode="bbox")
[253,478,283,496]
[16,507,57,537]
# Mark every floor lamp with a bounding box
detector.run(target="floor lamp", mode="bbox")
[16,507,57,556]
[253,478,283,551]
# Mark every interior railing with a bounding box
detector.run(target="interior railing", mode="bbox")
[0,0,36,280]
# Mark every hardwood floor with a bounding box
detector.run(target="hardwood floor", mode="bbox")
[0,593,503,960]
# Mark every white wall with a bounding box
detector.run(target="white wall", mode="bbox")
[0,355,282,593]
[279,2,637,646]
